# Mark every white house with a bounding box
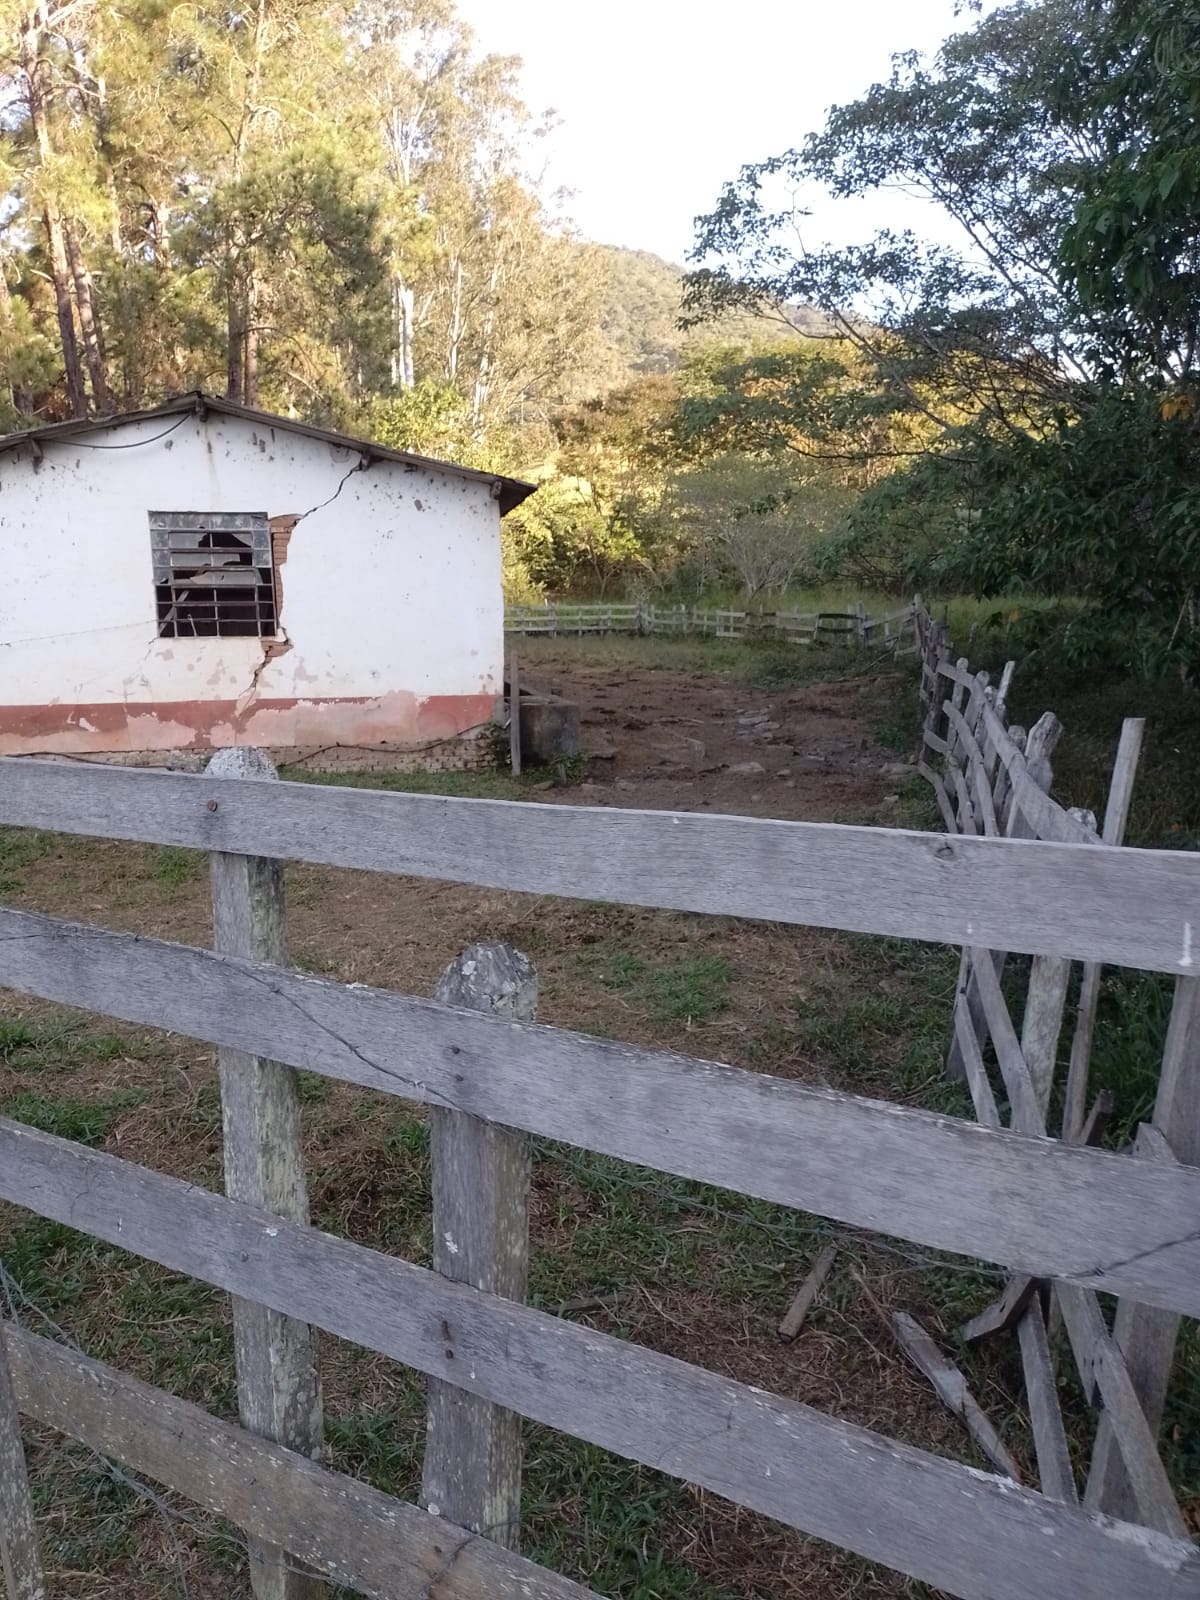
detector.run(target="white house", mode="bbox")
[0,394,534,764]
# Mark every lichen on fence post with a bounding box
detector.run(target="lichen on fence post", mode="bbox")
[206,746,325,1600]
[421,942,536,1549]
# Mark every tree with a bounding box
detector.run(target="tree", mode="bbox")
[684,0,1200,667]
[668,453,842,599]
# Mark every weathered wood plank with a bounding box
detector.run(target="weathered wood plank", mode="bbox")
[1020,956,1072,1117]
[2,910,1200,1314]
[508,650,521,777]
[969,951,1042,1132]
[891,1312,1021,1480]
[423,945,536,1549]
[980,707,1098,847]
[207,748,324,1600]
[778,1245,837,1341]
[1088,986,1199,1521]
[0,758,1196,972]
[949,762,978,835]
[936,659,982,693]
[2,1121,1197,1600]
[971,759,999,838]
[5,1326,598,1600]
[961,1277,1037,1343]
[917,759,957,833]
[953,994,1001,1128]
[0,1326,44,1600]
[1016,1298,1077,1505]
[1062,719,1146,1142]
[1056,1285,1188,1538]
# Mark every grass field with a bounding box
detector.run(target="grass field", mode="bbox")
[1,632,1197,1598]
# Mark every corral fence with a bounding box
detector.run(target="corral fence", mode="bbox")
[505,597,918,644]
[0,749,1198,1600]
[914,593,1194,1531]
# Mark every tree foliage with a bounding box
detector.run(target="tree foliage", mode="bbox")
[683,0,1200,670]
[0,0,601,433]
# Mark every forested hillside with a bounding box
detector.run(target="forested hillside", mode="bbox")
[583,245,827,392]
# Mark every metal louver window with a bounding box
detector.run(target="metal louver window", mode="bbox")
[150,511,276,639]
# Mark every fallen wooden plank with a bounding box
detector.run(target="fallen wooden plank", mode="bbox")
[1017,1298,1078,1505]
[979,993,1190,1543]
[2,911,1200,1315]
[778,1246,837,1341]
[1056,1285,1188,1538]
[892,1312,1021,1481]
[961,1277,1037,1344]
[4,1325,597,1600]
[2,1121,1198,1600]
[0,759,1197,973]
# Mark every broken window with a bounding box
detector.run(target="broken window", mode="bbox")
[150,512,277,639]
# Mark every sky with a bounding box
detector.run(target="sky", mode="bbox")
[454,0,984,266]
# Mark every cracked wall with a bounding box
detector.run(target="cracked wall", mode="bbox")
[0,412,504,756]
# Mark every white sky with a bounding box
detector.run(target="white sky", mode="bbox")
[455,0,985,265]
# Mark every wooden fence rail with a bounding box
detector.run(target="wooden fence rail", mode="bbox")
[504,599,919,645]
[0,746,1198,1600]
[0,903,1198,1311]
[0,759,1196,973]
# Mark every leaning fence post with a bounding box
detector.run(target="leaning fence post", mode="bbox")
[422,942,536,1549]
[206,747,325,1600]
[0,1322,44,1600]
[1085,977,1200,1520]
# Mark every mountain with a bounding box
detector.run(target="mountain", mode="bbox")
[579,244,829,395]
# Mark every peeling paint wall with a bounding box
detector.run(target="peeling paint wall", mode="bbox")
[0,412,505,755]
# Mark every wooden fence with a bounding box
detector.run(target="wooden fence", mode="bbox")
[0,753,1198,1600]
[914,596,1196,1533]
[505,598,918,644]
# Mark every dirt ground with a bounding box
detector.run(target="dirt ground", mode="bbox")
[521,639,912,822]
[3,639,1167,1600]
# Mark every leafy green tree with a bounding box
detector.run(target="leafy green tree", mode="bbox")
[684,0,1200,667]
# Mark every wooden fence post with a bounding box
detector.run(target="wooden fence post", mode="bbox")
[206,747,325,1600]
[1085,976,1200,1520]
[0,1323,44,1600]
[508,649,521,777]
[1062,717,1146,1142]
[422,943,536,1548]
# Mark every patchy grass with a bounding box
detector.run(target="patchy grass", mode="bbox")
[283,763,533,800]
[1,1088,146,1146]
[150,845,203,892]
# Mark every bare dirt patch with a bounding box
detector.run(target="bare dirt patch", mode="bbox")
[517,637,912,822]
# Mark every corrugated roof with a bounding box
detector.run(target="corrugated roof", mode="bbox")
[0,392,538,515]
